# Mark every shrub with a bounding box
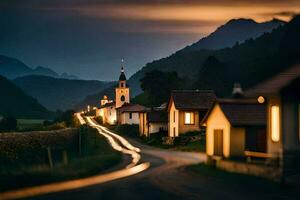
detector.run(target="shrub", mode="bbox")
[114,124,139,138]
[94,116,103,125]
[0,117,17,132]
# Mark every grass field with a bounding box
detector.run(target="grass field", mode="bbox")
[187,164,280,189]
[108,124,205,152]
[0,126,122,192]
[17,119,45,130]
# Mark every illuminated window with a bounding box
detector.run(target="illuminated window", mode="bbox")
[271,105,280,142]
[184,112,195,125]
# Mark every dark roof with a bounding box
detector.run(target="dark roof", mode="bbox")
[119,72,127,81]
[147,110,168,123]
[118,104,145,113]
[245,65,300,97]
[169,90,216,110]
[204,99,267,126]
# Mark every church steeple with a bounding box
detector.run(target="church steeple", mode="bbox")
[118,60,127,88]
[115,60,130,108]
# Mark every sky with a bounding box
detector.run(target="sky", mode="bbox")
[0,0,299,81]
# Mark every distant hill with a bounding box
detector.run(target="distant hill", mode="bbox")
[0,75,52,119]
[127,18,285,96]
[0,55,78,79]
[14,76,114,111]
[75,87,116,110]
[128,15,299,98]
[183,18,285,51]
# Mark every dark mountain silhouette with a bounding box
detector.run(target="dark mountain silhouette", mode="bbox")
[74,86,116,110]
[0,55,78,79]
[127,15,299,98]
[0,75,52,119]
[184,18,285,51]
[13,76,114,111]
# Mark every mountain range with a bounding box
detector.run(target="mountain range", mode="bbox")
[183,18,285,51]
[13,76,114,111]
[0,55,78,80]
[127,18,285,96]
[0,75,52,119]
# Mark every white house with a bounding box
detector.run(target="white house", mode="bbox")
[117,104,145,125]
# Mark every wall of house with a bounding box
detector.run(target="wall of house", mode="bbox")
[139,112,148,136]
[178,111,200,134]
[206,104,231,157]
[267,96,283,156]
[149,122,168,134]
[120,112,139,125]
[230,127,246,157]
[169,101,179,137]
[282,98,300,152]
[104,106,117,125]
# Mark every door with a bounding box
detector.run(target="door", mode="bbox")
[214,129,223,156]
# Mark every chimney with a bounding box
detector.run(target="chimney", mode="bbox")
[232,83,244,98]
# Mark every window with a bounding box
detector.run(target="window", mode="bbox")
[120,82,124,87]
[173,111,176,123]
[120,95,125,102]
[173,127,176,136]
[271,105,280,142]
[129,113,132,119]
[184,112,195,124]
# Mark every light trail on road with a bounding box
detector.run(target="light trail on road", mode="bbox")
[85,117,142,168]
[0,114,150,200]
[76,112,86,125]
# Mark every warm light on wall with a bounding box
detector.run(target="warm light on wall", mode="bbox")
[271,105,280,142]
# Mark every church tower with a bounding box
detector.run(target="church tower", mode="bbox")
[115,65,130,108]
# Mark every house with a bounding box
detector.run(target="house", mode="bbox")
[96,65,130,125]
[167,90,216,137]
[245,64,300,179]
[202,98,267,158]
[139,108,168,137]
[117,103,145,125]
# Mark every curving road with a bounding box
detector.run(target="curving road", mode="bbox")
[4,114,298,200]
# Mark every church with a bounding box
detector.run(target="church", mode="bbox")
[96,65,137,125]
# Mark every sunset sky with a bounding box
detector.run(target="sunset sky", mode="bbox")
[0,0,299,80]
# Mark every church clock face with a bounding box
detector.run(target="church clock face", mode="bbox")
[121,95,125,102]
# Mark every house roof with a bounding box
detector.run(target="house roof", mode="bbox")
[245,65,300,97]
[169,90,216,111]
[147,110,168,123]
[202,98,267,127]
[117,103,146,113]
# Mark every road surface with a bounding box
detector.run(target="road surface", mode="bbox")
[8,115,300,200]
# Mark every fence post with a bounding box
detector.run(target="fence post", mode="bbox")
[62,150,68,166]
[47,147,53,169]
[79,128,82,156]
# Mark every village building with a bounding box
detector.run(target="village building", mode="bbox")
[117,103,145,125]
[245,64,300,180]
[167,90,216,137]
[202,98,267,158]
[139,108,168,137]
[97,65,130,125]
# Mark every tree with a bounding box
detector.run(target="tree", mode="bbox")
[0,117,17,132]
[140,70,183,106]
[194,56,231,97]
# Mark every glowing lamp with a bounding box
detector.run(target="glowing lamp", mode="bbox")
[257,96,265,104]
[271,105,280,142]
